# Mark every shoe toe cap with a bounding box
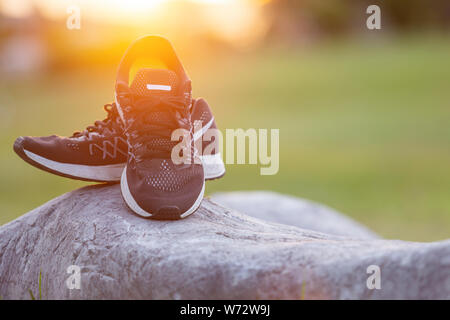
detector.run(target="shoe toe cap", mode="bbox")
[123,166,204,220]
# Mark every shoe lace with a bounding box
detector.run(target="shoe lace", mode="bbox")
[71,103,121,139]
[120,93,190,162]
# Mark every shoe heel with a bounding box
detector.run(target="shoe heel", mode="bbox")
[201,153,226,180]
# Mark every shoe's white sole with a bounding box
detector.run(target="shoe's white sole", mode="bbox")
[201,153,226,180]
[21,149,225,182]
[23,149,124,182]
[120,166,205,219]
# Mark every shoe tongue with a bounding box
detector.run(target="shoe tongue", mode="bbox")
[130,68,179,97]
[129,68,181,126]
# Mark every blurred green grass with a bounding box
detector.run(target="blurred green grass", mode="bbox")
[1,35,449,241]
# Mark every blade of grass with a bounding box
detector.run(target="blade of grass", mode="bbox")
[300,281,306,300]
[38,270,42,300]
[29,289,35,300]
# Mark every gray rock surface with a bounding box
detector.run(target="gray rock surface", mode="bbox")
[212,191,379,239]
[0,184,449,299]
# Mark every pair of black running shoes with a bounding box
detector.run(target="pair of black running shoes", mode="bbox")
[14,36,225,220]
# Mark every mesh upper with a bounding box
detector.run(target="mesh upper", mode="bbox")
[128,68,201,193]
[142,159,202,192]
[129,68,183,153]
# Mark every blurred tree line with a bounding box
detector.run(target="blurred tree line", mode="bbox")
[264,0,450,41]
[1,0,449,75]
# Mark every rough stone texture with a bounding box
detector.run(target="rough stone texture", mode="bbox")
[0,184,449,299]
[212,191,379,239]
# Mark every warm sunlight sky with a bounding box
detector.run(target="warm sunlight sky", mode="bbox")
[1,0,270,43]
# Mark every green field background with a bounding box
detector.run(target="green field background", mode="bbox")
[1,35,449,241]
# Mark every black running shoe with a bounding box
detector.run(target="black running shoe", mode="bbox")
[13,98,224,182]
[13,103,127,182]
[116,36,206,219]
